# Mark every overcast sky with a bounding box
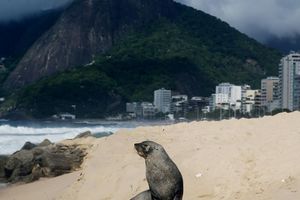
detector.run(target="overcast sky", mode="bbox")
[0,0,299,43]
[0,0,72,22]
[176,0,300,42]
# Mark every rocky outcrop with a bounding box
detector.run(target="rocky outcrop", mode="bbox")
[0,155,8,182]
[75,131,93,139]
[1,138,87,183]
[4,150,35,182]
[4,0,175,89]
[21,141,37,150]
[38,139,53,147]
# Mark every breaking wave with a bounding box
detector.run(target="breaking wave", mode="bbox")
[0,122,124,155]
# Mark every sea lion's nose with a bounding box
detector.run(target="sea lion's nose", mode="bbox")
[134,143,140,149]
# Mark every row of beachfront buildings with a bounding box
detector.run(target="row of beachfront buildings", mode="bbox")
[126,52,300,119]
[211,51,300,113]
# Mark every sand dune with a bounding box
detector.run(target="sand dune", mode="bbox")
[1,112,300,200]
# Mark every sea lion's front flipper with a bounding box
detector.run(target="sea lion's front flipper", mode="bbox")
[130,190,152,200]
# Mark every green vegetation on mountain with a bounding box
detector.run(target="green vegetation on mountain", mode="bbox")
[2,3,282,118]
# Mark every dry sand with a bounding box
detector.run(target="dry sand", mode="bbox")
[1,112,300,200]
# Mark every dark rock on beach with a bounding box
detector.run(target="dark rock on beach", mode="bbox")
[3,136,87,183]
[20,139,52,151]
[21,141,37,150]
[75,131,93,139]
[38,139,52,147]
[0,155,8,182]
[4,150,35,183]
[93,131,113,138]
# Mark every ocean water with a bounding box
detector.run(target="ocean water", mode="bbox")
[0,120,144,155]
[0,183,6,188]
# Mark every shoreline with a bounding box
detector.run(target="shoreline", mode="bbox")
[1,112,300,199]
[0,118,179,155]
[0,183,7,188]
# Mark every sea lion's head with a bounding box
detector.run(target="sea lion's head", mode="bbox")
[134,141,164,159]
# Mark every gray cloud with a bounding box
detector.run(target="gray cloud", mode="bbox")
[0,0,73,22]
[1,0,299,43]
[176,0,300,42]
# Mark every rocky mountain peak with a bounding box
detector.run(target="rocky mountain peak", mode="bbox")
[4,0,175,89]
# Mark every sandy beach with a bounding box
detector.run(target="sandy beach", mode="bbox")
[1,112,300,200]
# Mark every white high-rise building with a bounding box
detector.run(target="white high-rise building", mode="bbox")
[215,83,242,109]
[154,88,172,113]
[215,93,229,105]
[279,52,300,111]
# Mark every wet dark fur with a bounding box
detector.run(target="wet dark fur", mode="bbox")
[131,141,183,200]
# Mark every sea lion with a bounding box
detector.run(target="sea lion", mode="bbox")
[131,141,183,200]
[131,190,152,200]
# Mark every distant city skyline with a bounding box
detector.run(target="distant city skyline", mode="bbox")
[126,51,300,120]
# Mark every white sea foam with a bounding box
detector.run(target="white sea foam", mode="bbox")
[0,124,121,155]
